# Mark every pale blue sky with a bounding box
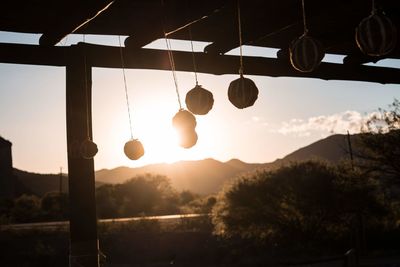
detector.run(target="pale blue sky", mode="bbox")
[0,32,399,173]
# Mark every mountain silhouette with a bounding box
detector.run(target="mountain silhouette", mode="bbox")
[271,134,352,166]
[13,134,354,196]
[96,134,353,194]
[96,158,263,195]
[13,170,103,197]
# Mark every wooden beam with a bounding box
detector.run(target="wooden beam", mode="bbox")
[123,0,225,49]
[66,52,99,267]
[39,0,114,46]
[0,43,70,66]
[80,43,400,85]
[203,0,298,55]
[0,42,399,84]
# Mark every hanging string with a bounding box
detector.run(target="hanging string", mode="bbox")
[164,32,183,109]
[188,26,199,86]
[237,0,244,76]
[160,0,182,109]
[301,0,309,34]
[118,36,134,140]
[82,34,90,139]
[371,0,376,14]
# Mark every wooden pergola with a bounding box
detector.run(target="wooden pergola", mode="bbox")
[0,0,399,266]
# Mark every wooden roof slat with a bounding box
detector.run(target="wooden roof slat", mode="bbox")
[39,0,115,46]
[123,1,225,49]
[0,0,399,85]
[202,0,299,55]
[0,42,399,85]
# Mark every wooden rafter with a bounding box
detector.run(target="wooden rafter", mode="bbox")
[0,42,398,84]
[39,0,115,46]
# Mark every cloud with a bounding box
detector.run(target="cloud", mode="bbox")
[275,111,378,137]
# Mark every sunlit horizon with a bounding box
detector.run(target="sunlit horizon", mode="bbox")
[1,32,399,174]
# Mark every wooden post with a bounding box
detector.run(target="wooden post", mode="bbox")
[66,52,99,267]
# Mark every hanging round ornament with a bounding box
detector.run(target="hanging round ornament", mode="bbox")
[177,128,198,149]
[172,109,197,131]
[185,85,214,115]
[356,6,397,57]
[117,35,145,161]
[228,75,259,109]
[228,0,259,109]
[289,0,324,72]
[124,139,145,160]
[289,33,325,72]
[185,26,214,115]
[172,109,198,149]
[80,138,98,159]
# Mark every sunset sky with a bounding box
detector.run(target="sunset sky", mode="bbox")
[0,32,399,173]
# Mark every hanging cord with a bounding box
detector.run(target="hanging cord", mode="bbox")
[164,33,183,110]
[301,0,309,35]
[237,0,244,76]
[371,0,376,14]
[161,0,183,109]
[118,36,134,140]
[188,26,199,86]
[82,35,91,139]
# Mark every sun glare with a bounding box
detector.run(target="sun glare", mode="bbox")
[129,106,207,165]
[91,70,224,170]
[135,113,181,163]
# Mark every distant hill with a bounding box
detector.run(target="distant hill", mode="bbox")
[270,134,353,167]
[14,169,104,197]
[96,158,264,195]
[12,134,355,196]
[96,134,354,194]
[14,169,69,196]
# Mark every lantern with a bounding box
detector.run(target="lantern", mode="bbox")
[290,34,324,72]
[80,138,98,159]
[185,85,214,115]
[124,139,145,160]
[177,128,198,149]
[228,75,259,109]
[356,12,397,57]
[172,109,197,131]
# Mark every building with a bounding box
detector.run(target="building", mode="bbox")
[0,136,15,199]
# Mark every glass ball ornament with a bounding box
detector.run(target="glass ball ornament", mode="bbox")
[185,85,214,115]
[172,109,197,131]
[80,138,98,159]
[356,11,397,57]
[124,139,145,160]
[177,128,198,149]
[228,75,259,109]
[290,33,325,72]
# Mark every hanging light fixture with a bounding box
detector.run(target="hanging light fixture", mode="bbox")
[356,0,397,57]
[80,34,98,160]
[185,26,214,115]
[177,128,198,149]
[117,36,145,160]
[172,109,197,130]
[289,0,325,72]
[186,85,214,115]
[164,30,198,148]
[228,77,258,109]
[124,139,145,160]
[228,0,259,109]
[80,138,98,160]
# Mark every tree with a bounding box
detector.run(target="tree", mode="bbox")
[11,194,42,223]
[96,184,119,218]
[40,192,69,221]
[96,174,180,218]
[356,99,400,185]
[212,161,384,248]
